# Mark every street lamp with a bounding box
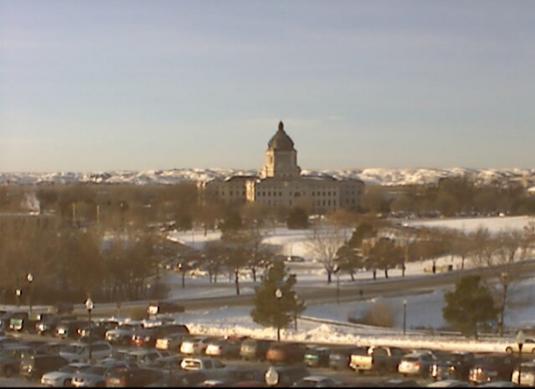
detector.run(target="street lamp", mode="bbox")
[500,272,509,337]
[403,299,408,336]
[85,297,94,362]
[294,295,301,332]
[333,265,341,305]
[517,330,526,386]
[26,273,33,316]
[15,289,21,307]
[275,288,283,342]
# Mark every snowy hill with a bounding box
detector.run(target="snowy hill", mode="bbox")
[1,167,534,187]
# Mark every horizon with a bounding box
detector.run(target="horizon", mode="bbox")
[2,0,535,171]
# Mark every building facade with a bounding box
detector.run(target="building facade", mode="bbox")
[203,121,364,213]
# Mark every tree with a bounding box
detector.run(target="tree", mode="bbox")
[286,207,309,229]
[334,244,364,281]
[367,237,403,279]
[307,225,348,283]
[443,275,498,338]
[251,261,305,341]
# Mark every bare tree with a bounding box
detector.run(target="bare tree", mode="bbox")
[307,225,349,283]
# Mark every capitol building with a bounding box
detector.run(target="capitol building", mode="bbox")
[202,121,364,213]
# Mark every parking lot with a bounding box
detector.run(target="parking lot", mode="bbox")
[0,307,528,387]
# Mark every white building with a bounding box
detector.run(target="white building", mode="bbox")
[203,121,364,213]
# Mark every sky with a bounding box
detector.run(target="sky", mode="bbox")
[1,0,535,172]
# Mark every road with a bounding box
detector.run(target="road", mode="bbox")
[65,258,535,317]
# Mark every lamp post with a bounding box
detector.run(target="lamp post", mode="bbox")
[500,272,509,337]
[15,289,21,307]
[85,298,94,363]
[517,330,525,385]
[26,273,33,316]
[294,295,301,332]
[333,265,341,305]
[275,288,283,342]
[403,299,407,336]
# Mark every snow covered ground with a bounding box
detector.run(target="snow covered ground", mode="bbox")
[407,215,535,234]
[163,215,535,353]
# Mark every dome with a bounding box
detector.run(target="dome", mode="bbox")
[267,121,295,151]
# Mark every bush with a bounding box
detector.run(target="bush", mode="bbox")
[359,302,395,327]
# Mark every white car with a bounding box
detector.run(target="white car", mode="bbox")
[398,351,435,377]
[511,361,535,386]
[506,338,535,354]
[59,342,112,363]
[180,357,225,372]
[180,337,212,355]
[40,363,91,387]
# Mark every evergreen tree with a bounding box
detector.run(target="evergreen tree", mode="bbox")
[251,261,305,341]
[286,207,309,229]
[443,275,498,338]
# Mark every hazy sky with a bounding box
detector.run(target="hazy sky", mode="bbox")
[1,0,534,172]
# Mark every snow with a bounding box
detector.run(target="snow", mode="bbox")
[2,167,535,187]
[407,215,535,234]
[174,304,517,354]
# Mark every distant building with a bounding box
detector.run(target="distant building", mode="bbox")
[202,121,364,213]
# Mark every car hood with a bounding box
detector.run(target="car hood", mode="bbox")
[43,371,71,380]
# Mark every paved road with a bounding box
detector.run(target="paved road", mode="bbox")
[71,259,535,317]
[10,259,533,318]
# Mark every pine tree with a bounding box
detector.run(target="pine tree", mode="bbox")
[443,275,498,339]
[251,261,305,341]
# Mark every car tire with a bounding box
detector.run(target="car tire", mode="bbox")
[506,347,514,354]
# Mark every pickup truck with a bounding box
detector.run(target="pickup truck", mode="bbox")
[350,346,405,373]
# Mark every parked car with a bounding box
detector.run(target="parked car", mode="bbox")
[350,346,404,373]
[398,351,436,377]
[40,363,92,387]
[266,343,306,365]
[144,370,208,387]
[292,375,342,388]
[264,365,310,387]
[328,347,361,370]
[180,336,213,355]
[20,353,69,380]
[180,357,225,372]
[0,347,31,377]
[105,322,143,345]
[511,361,535,386]
[36,315,76,336]
[8,312,29,332]
[149,354,183,370]
[105,365,163,387]
[205,337,245,359]
[71,365,117,387]
[132,324,189,348]
[303,347,331,368]
[59,341,112,363]
[55,320,88,339]
[155,333,187,352]
[431,352,475,381]
[146,301,185,316]
[124,349,164,366]
[468,355,516,384]
[240,339,273,361]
